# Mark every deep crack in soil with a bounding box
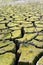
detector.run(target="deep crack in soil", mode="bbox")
[14,39,43,65]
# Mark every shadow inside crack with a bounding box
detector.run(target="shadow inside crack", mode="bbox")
[18,62,30,65]
[15,53,21,65]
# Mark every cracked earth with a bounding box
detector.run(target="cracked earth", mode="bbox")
[0,3,43,65]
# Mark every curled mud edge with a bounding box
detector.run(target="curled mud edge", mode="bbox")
[32,52,43,65]
[36,56,43,65]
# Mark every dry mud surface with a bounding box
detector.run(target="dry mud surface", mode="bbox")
[0,3,43,65]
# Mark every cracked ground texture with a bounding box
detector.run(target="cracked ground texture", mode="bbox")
[0,3,43,65]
